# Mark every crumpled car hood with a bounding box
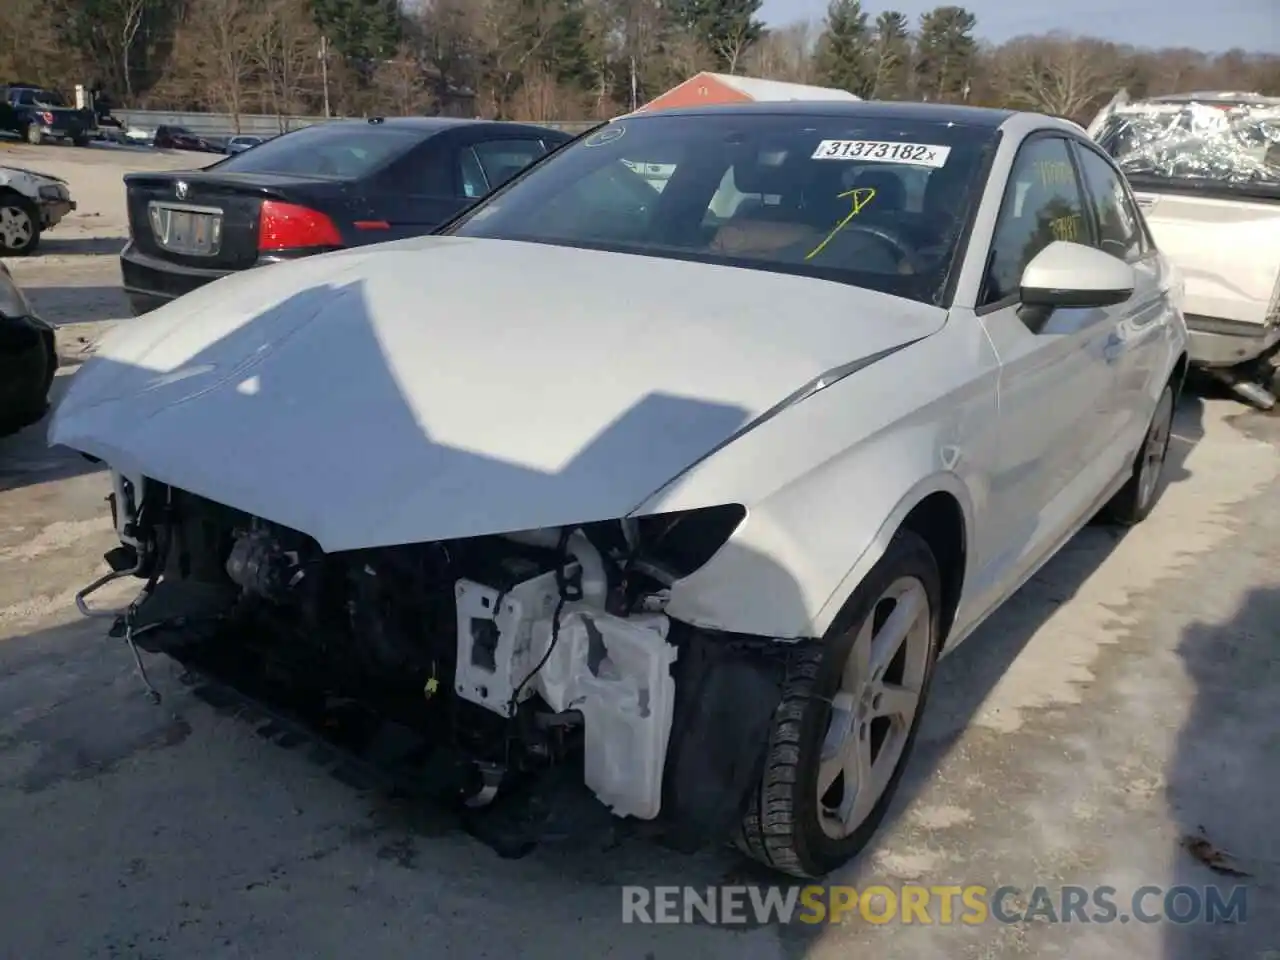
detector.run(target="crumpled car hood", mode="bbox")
[50,236,945,551]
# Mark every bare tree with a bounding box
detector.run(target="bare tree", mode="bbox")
[710,18,758,75]
[252,0,321,128]
[742,21,818,84]
[183,0,260,128]
[20,0,1280,122]
[0,0,78,89]
[995,33,1123,120]
[415,0,480,114]
[472,0,563,118]
[113,0,149,98]
[372,46,430,116]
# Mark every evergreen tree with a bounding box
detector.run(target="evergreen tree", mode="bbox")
[870,11,911,99]
[914,5,977,102]
[666,0,764,74]
[310,0,401,63]
[814,0,873,97]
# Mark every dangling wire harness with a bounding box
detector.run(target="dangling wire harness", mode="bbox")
[501,527,584,761]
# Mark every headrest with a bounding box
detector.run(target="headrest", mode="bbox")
[853,169,906,210]
[732,151,795,195]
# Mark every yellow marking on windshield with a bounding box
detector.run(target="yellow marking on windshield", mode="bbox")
[805,188,877,261]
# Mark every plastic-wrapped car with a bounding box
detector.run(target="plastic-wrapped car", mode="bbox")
[1089,90,1280,407]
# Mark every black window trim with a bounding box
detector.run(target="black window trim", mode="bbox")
[938,129,1003,309]
[1067,136,1158,265]
[457,143,491,197]
[976,130,1096,316]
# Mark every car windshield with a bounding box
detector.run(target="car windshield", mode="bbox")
[213,123,423,179]
[1096,100,1280,200]
[445,112,998,305]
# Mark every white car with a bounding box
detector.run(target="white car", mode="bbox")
[224,134,265,154]
[1089,91,1280,408]
[48,101,1186,878]
[0,165,76,255]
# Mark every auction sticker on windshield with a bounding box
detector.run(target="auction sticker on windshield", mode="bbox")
[812,140,952,168]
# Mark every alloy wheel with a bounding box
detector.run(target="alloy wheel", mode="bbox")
[0,205,35,251]
[817,575,932,839]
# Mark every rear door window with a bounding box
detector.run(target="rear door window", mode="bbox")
[217,124,425,179]
[471,139,547,190]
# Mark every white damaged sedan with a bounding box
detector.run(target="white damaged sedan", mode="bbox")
[49,101,1187,878]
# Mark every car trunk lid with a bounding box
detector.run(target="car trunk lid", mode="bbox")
[124,171,355,270]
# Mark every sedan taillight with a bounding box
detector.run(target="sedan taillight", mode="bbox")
[257,201,343,252]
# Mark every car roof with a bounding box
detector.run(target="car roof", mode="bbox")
[314,117,574,137]
[620,100,1017,128]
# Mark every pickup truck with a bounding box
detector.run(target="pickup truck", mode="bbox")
[0,84,97,146]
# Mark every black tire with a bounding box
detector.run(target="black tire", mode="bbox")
[736,528,943,878]
[1100,384,1175,526]
[73,135,90,147]
[0,191,41,256]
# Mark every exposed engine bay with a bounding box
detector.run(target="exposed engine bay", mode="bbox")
[76,472,778,850]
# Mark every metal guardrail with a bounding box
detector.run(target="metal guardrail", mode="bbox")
[112,109,600,140]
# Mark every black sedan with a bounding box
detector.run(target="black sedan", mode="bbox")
[119,117,574,316]
[0,262,56,438]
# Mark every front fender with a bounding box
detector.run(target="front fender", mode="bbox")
[634,326,996,639]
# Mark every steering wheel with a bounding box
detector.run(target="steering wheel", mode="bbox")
[806,222,922,273]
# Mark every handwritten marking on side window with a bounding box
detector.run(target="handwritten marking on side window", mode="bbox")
[1050,213,1082,242]
[805,188,877,260]
[1035,160,1075,187]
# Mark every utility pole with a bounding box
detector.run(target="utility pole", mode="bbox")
[319,35,331,119]
[629,56,638,112]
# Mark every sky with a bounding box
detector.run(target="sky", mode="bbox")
[759,0,1279,54]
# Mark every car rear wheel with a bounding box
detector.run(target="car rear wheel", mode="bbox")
[1100,384,1175,526]
[736,528,941,878]
[73,135,91,147]
[0,193,40,256]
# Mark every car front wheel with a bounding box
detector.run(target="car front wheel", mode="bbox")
[0,193,41,256]
[736,528,942,878]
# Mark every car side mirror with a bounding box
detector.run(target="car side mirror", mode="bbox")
[1020,240,1136,313]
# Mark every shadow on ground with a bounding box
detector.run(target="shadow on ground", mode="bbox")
[1163,584,1280,960]
[21,285,129,326]
[36,236,128,257]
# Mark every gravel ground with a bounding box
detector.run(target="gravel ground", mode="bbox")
[1,140,1277,960]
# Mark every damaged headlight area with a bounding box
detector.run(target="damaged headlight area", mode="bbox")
[76,476,761,841]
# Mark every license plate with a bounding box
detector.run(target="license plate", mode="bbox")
[148,202,222,256]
